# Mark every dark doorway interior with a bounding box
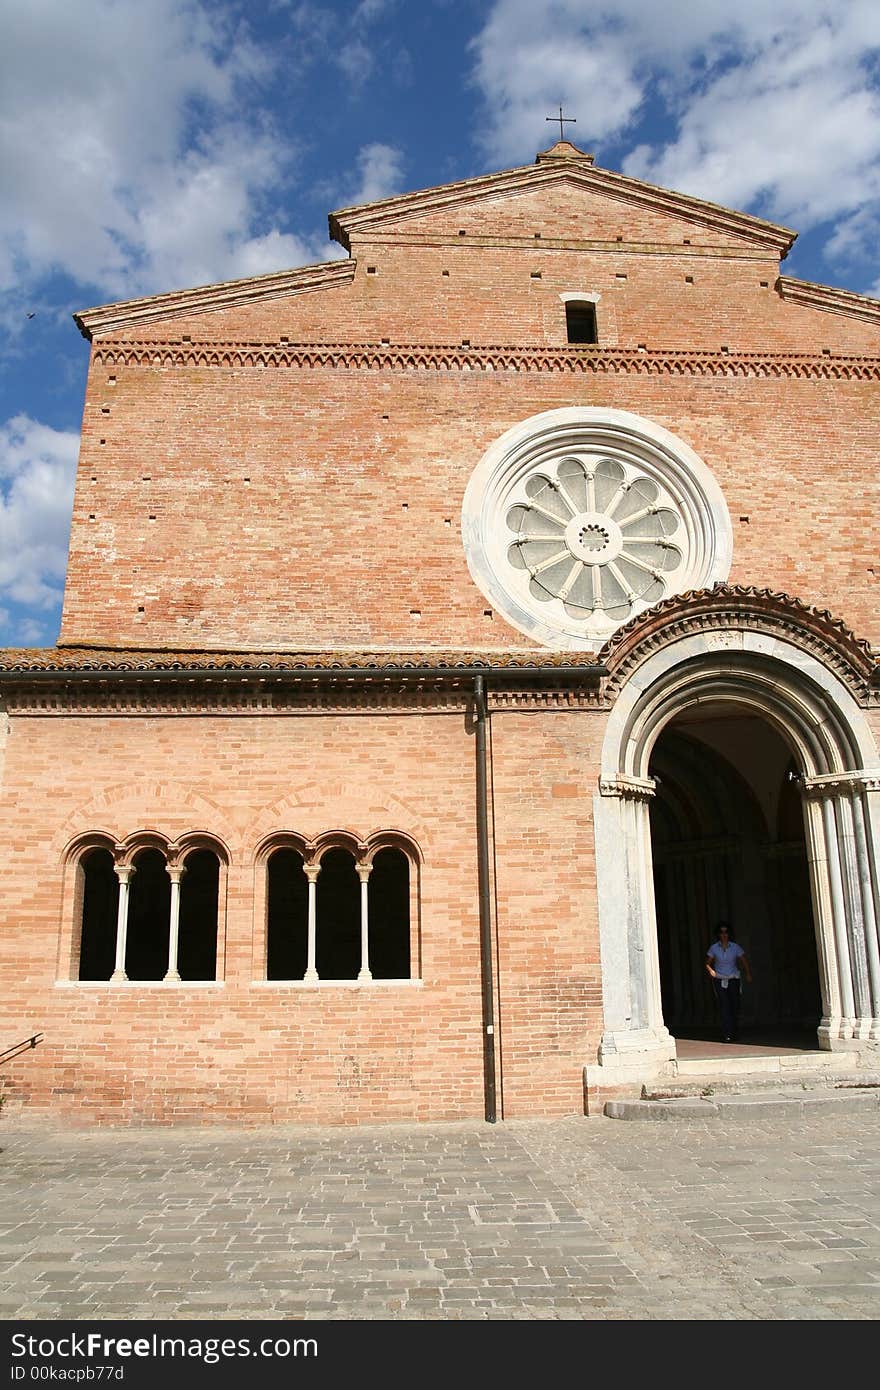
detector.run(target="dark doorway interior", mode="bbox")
[649,708,821,1044]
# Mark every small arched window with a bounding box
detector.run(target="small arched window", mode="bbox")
[78,848,119,981]
[126,847,171,981]
[316,847,361,980]
[267,848,309,980]
[178,849,220,981]
[368,847,410,979]
[565,300,597,344]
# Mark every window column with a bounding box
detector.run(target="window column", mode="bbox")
[357,862,372,981]
[304,862,320,982]
[110,864,134,982]
[164,864,185,982]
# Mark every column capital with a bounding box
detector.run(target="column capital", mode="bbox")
[598,773,656,801]
[304,863,321,883]
[356,863,372,884]
[166,864,186,885]
[801,769,880,798]
[114,863,135,885]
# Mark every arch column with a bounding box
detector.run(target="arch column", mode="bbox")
[303,863,320,982]
[803,773,880,1042]
[357,863,372,982]
[110,863,134,983]
[593,774,674,1069]
[163,864,186,983]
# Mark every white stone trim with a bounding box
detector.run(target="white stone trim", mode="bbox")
[462,407,732,651]
[558,291,601,304]
[56,980,226,989]
[250,978,423,988]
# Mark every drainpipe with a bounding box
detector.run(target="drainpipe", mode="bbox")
[473,674,497,1123]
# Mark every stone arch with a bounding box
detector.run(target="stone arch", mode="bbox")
[592,597,880,1089]
[172,831,230,868]
[253,830,311,866]
[364,828,423,866]
[61,830,120,867]
[312,830,366,863]
[118,830,172,869]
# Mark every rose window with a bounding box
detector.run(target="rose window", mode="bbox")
[506,455,682,625]
[462,408,732,651]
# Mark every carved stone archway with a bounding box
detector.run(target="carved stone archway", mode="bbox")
[589,588,880,1093]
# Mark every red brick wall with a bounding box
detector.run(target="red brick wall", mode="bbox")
[61,361,880,651]
[0,704,606,1124]
[59,177,879,652]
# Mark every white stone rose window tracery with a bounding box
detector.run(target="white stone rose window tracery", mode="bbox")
[506,455,682,627]
[462,408,733,651]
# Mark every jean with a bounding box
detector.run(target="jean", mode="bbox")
[713,977,741,1040]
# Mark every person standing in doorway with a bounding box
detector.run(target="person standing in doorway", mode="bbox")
[706,922,752,1043]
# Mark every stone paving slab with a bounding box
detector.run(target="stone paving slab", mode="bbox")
[1,1110,880,1319]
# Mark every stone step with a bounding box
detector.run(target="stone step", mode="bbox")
[642,1066,880,1100]
[605,1083,880,1121]
[672,1048,860,1080]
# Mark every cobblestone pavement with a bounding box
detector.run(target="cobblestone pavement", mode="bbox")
[2,1110,879,1320]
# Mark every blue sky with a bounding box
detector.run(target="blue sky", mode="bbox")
[1,0,879,648]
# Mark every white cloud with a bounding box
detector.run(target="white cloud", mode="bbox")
[0,0,313,300]
[471,1,880,281]
[0,414,79,615]
[347,143,405,205]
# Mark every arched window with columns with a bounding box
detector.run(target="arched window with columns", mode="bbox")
[75,836,224,983]
[264,832,418,982]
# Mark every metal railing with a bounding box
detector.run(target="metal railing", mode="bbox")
[0,1034,43,1067]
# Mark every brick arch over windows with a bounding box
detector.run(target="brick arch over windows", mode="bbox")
[52,781,238,866]
[590,599,880,1102]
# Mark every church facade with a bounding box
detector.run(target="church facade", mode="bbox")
[2,141,879,1124]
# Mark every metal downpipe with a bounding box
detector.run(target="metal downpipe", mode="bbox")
[474,674,497,1123]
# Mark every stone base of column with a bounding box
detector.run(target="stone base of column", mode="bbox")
[584,1028,678,1115]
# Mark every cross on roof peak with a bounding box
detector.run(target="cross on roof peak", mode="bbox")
[546,106,576,141]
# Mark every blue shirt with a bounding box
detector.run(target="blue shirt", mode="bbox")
[707,941,744,978]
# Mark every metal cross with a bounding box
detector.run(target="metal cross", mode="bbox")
[546,106,576,141]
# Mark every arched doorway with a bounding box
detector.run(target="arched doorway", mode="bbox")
[591,611,880,1092]
[649,705,821,1045]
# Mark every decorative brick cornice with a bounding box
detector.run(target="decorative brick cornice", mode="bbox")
[89,340,880,380]
[0,646,602,674]
[0,687,601,717]
[0,646,605,714]
[599,585,878,703]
